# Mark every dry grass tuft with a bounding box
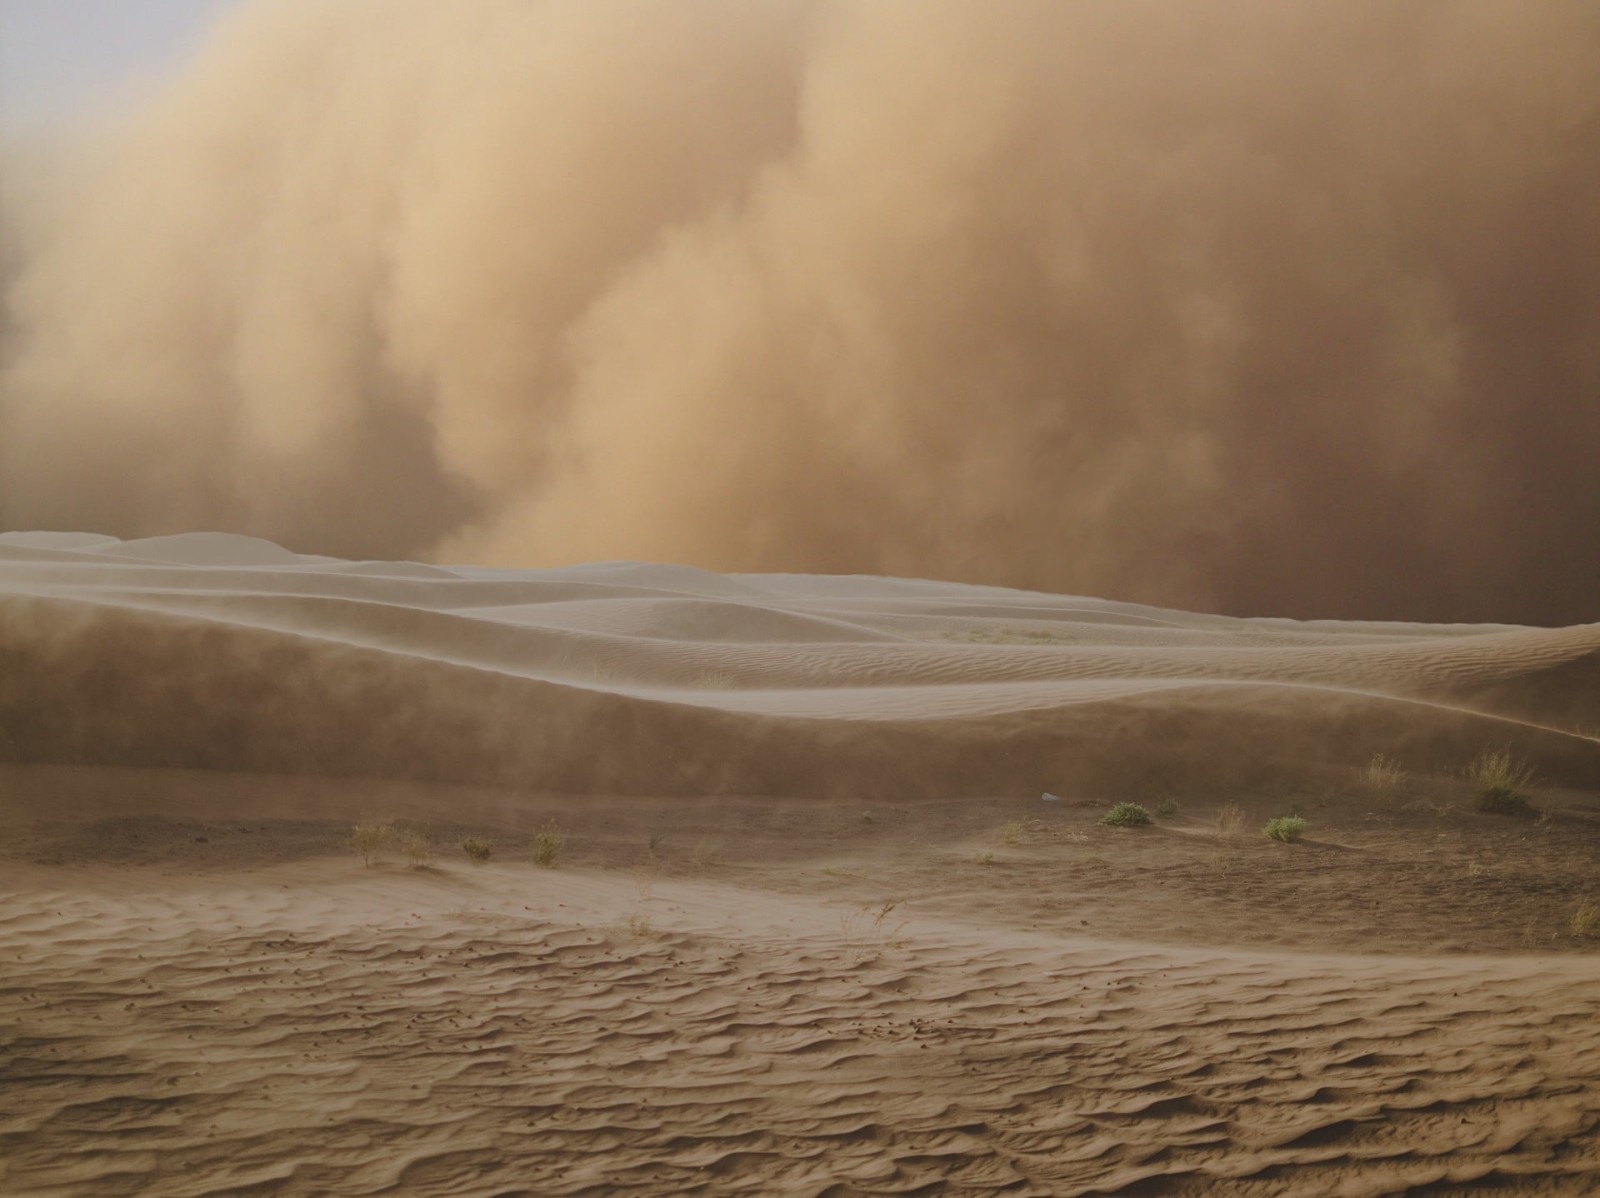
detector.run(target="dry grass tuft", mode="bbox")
[1214,803,1247,838]
[841,900,908,954]
[534,821,567,868]
[623,914,657,938]
[351,820,393,867]
[461,835,493,864]
[1466,748,1538,815]
[395,826,431,868]
[1571,903,1600,940]
[1363,753,1407,792]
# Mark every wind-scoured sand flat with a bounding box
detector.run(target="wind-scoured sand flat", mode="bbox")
[2,532,1598,1195]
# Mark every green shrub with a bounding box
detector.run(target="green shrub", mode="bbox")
[461,835,493,864]
[1101,802,1152,827]
[1155,800,1179,819]
[1263,815,1307,843]
[534,821,566,868]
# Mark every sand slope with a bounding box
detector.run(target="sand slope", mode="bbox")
[2,534,1599,1195]
[2,532,1597,796]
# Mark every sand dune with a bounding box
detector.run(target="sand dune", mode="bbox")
[2,534,1598,1195]
[2,532,1597,797]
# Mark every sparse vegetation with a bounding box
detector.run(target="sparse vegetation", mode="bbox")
[1214,803,1247,838]
[1263,815,1307,843]
[975,850,996,865]
[1466,748,1538,815]
[533,821,567,868]
[1571,903,1599,939]
[1155,800,1179,819]
[395,826,431,868]
[1101,802,1152,827]
[351,820,393,867]
[461,835,493,864]
[623,914,656,938]
[1363,753,1407,792]
[840,900,908,954]
[1000,819,1026,846]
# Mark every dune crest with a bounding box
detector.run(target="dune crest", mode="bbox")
[1,535,1597,797]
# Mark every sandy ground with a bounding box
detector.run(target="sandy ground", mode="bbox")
[2,532,1599,1195]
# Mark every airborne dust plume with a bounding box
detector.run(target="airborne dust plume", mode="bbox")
[1,0,1597,624]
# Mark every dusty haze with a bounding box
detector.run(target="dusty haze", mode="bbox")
[1,0,1597,624]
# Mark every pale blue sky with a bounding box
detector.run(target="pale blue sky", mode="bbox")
[0,0,243,133]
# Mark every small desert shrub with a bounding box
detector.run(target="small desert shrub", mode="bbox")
[1214,803,1246,838]
[534,821,566,868]
[623,914,656,938]
[975,850,996,865]
[1263,815,1307,843]
[1466,748,1537,815]
[351,820,393,867]
[1155,800,1179,819]
[1363,753,1406,792]
[395,826,431,868]
[999,819,1026,846]
[1101,802,1152,827]
[461,835,493,864]
[1571,903,1600,939]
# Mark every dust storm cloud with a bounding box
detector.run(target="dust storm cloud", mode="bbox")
[1,0,1597,624]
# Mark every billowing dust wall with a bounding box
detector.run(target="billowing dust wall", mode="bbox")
[3,0,1597,624]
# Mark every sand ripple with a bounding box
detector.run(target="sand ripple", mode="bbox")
[3,870,1598,1196]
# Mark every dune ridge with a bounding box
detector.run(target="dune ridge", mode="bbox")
[2,534,1597,798]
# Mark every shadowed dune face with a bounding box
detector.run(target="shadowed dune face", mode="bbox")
[1,538,1598,797]
[2,1,1599,623]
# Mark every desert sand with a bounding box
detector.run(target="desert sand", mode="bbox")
[2,531,1598,1196]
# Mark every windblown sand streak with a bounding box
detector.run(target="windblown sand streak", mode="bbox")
[1,533,1597,796]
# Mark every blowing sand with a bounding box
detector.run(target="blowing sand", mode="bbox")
[2,532,1598,1195]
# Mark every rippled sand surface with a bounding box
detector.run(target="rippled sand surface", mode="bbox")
[2,532,1598,1195]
